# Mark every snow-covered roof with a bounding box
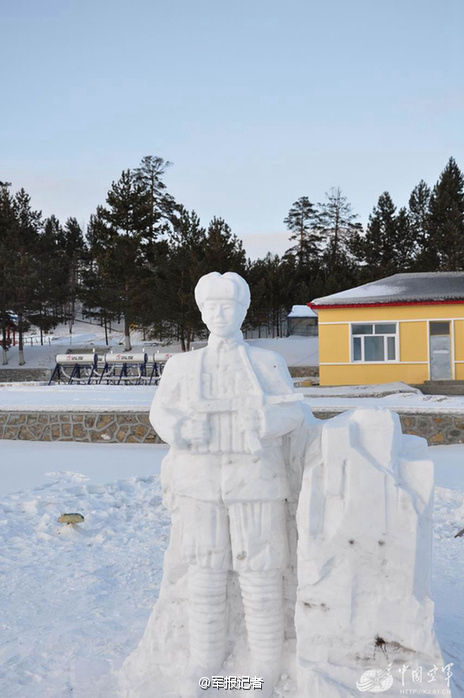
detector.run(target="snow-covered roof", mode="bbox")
[311,272,464,307]
[288,304,317,318]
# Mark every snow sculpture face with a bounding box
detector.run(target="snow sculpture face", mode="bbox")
[195,272,250,338]
[200,299,247,337]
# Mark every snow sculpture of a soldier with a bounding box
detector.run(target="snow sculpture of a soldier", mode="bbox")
[119,271,444,698]
[150,271,305,697]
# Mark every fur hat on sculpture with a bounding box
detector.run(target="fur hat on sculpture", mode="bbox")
[194,272,251,310]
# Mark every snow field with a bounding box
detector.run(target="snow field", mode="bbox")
[0,441,463,696]
[2,381,464,413]
[1,324,320,371]
[0,444,170,698]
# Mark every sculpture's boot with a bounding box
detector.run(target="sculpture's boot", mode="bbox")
[180,566,228,698]
[240,570,284,698]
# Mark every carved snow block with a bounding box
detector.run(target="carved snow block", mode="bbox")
[296,408,445,697]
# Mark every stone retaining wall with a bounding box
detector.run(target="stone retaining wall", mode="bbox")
[0,411,162,444]
[288,366,319,378]
[0,408,463,445]
[0,369,51,382]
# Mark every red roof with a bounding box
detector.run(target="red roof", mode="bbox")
[309,299,464,310]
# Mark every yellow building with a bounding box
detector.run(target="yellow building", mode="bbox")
[310,272,464,386]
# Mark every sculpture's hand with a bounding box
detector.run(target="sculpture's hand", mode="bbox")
[180,417,210,445]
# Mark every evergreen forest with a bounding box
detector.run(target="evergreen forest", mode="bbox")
[1,155,464,362]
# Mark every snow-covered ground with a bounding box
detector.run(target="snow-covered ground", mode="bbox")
[1,440,463,697]
[305,389,464,414]
[300,381,420,397]
[2,321,130,370]
[0,441,164,496]
[1,322,319,370]
[0,384,157,411]
[0,442,168,698]
[2,381,464,414]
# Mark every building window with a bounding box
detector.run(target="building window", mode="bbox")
[351,323,397,362]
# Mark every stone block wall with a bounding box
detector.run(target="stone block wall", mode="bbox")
[0,369,51,382]
[401,414,464,444]
[288,366,319,378]
[0,408,463,445]
[0,411,163,444]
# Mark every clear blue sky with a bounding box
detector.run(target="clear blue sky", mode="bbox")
[2,0,463,258]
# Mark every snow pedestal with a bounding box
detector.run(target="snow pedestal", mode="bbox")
[295,408,446,697]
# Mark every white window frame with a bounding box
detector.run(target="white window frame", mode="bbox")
[350,321,399,364]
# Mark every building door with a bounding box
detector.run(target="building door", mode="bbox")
[429,321,451,380]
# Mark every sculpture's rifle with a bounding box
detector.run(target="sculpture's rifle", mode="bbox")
[192,392,304,456]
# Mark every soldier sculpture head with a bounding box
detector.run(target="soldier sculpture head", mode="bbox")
[195,272,250,338]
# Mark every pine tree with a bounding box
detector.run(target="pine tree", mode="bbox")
[363,192,397,270]
[408,180,434,270]
[134,155,176,236]
[104,169,152,238]
[204,217,246,273]
[357,192,415,280]
[428,157,464,270]
[313,187,362,293]
[129,235,171,343]
[282,196,323,308]
[79,263,118,346]
[396,206,414,261]
[163,207,207,350]
[10,188,42,364]
[0,183,15,364]
[315,187,361,269]
[62,217,86,337]
[409,180,431,246]
[247,254,290,337]
[95,169,153,350]
[284,197,320,268]
[80,211,119,345]
[33,216,70,342]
